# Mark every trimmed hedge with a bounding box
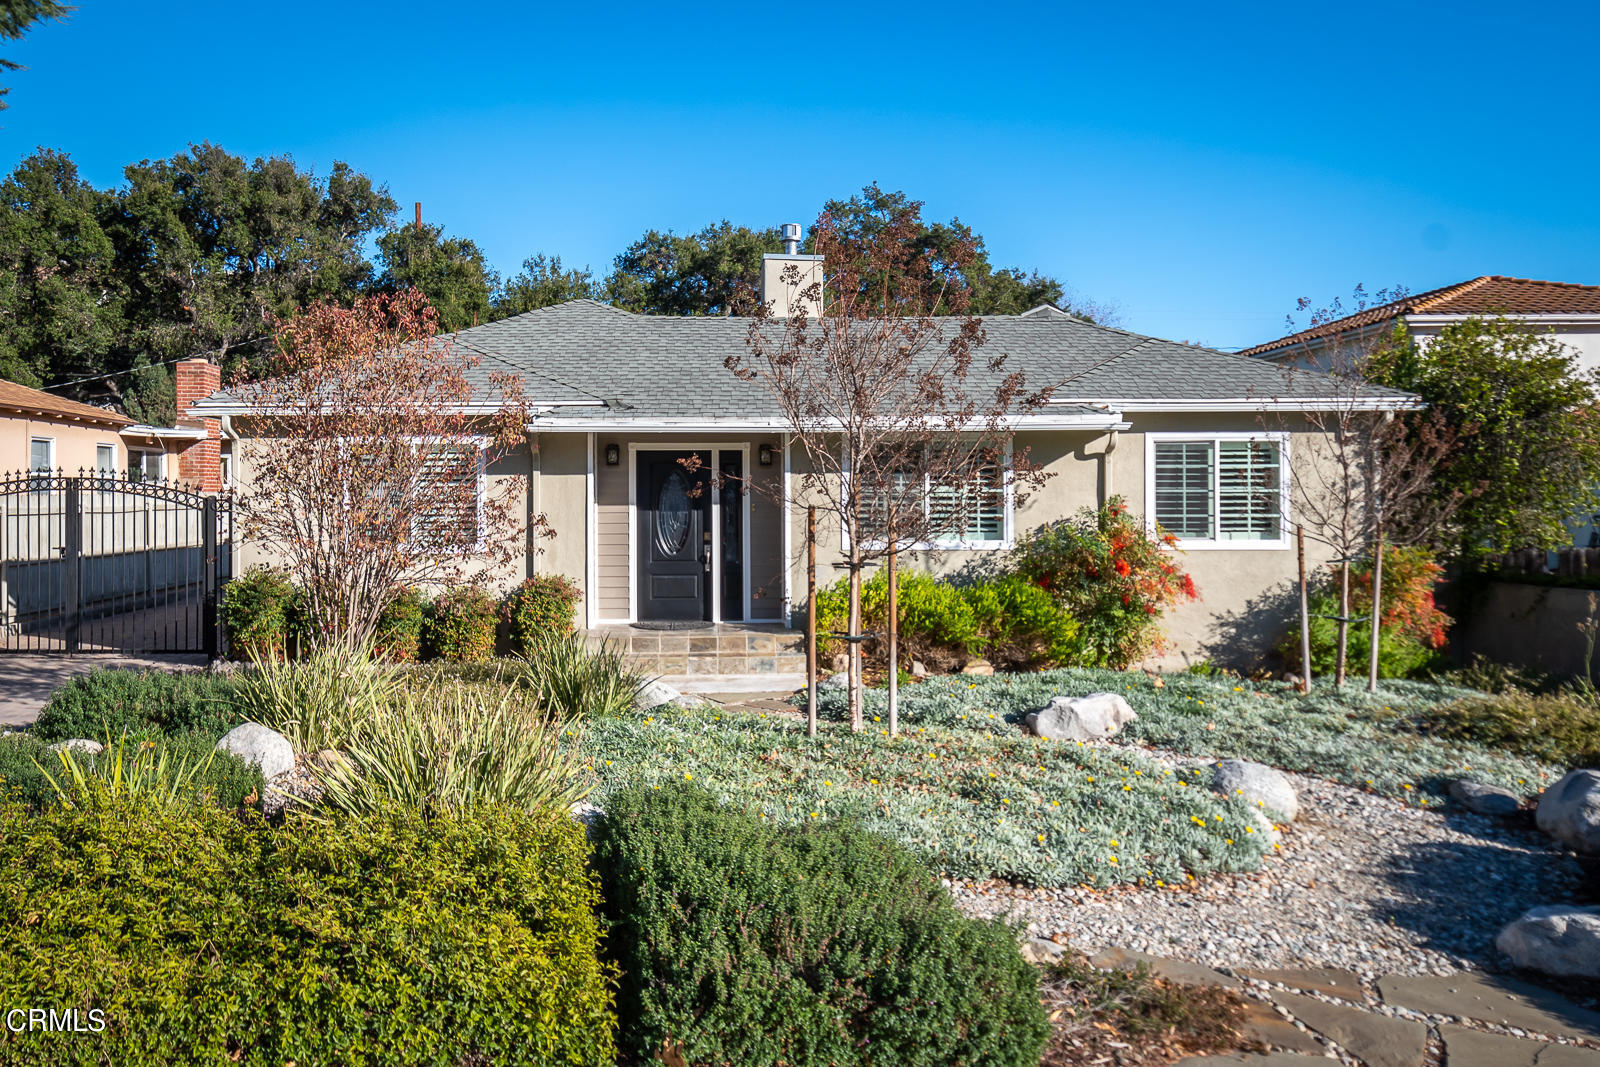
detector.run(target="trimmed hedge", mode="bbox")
[502,574,583,657]
[374,587,428,663]
[593,783,1049,1066]
[32,670,242,744]
[219,567,305,659]
[0,796,616,1065]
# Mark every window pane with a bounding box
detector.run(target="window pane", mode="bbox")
[29,439,51,472]
[931,465,1004,543]
[413,445,480,547]
[1217,441,1281,540]
[1154,441,1214,539]
[96,444,116,475]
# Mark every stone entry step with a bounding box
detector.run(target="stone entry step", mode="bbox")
[585,622,806,677]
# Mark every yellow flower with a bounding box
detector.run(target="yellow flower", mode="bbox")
[684,773,693,780]
[1001,798,1010,805]
[1108,856,1118,864]
[873,716,880,722]
[1051,800,1060,807]
[870,778,879,785]
[824,780,832,786]
[1037,834,1046,843]
[1155,879,1165,887]
[1226,838,1234,845]
[1122,785,1132,792]
[1402,784,1413,791]
[1109,839,1119,847]
[968,682,978,688]
[604,760,612,765]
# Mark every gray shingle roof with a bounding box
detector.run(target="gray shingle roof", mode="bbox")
[196,299,1412,417]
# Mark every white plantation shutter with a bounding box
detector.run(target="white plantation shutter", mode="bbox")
[928,464,1003,544]
[1217,441,1281,541]
[1154,441,1214,539]
[413,444,482,547]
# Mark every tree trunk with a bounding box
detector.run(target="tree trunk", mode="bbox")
[806,505,818,738]
[887,537,899,736]
[1335,560,1350,687]
[1297,525,1312,693]
[1367,524,1384,693]
[847,536,864,734]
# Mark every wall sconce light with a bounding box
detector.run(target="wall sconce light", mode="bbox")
[604,443,620,466]
[758,444,774,467]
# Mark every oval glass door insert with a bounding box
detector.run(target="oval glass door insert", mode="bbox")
[656,471,691,555]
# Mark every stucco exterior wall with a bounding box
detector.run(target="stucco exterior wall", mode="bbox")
[0,415,126,474]
[785,415,1340,668]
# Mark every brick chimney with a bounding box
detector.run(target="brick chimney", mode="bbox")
[175,357,223,493]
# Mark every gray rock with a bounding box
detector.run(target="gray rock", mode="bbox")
[636,678,683,710]
[909,659,928,679]
[1025,692,1137,741]
[818,671,850,692]
[1021,936,1066,965]
[214,722,295,780]
[1450,779,1523,816]
[1536,769,1600,853]
[1212,759,1300,822]
[1497,906,1600,978]
[44,738,103,757]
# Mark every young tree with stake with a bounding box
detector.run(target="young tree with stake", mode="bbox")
[726,194,1053,732]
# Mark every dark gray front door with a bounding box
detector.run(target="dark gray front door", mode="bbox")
[637,451,711,621]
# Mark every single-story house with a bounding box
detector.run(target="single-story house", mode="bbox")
[192,241,1415,675]
[0,359,225,489]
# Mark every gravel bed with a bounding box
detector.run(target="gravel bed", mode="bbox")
[948,756,1587,977]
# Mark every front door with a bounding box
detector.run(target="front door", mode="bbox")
[637,451,711,621]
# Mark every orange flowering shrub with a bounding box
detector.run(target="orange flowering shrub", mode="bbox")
[1009,496,1198,668]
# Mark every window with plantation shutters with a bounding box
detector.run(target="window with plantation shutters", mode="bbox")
[1149,435,1286,546]
[852,447,1009,548]
[412,443,483,549]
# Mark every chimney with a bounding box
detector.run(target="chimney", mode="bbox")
[415,201,423,228]
[175,357,223,493]
[760,222,823,319]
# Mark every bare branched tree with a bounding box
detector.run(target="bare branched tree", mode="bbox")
[235,290,536,652]
[725,197,1054,732]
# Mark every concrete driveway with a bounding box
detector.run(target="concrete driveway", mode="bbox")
[0,653,208,728]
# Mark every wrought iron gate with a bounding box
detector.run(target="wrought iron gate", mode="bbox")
[0,471,233,655]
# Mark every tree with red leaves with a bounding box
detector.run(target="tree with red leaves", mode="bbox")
[727,190,1054,733]
[234,290,535,652]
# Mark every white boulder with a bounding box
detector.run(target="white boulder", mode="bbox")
[636,678,683,711]
[1449,779,1522,817]
[214,722,295,781]
[44,738,104,757]
[1026,692,1138,742]
[1496,906,1600,978]
[1211,759,1300,822]
[818,671,850,693]
[1536,769,1600,853]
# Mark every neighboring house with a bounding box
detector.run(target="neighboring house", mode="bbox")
[1245,275,1600,549]
[1241,275,1600,371]
[194,239,1415,668]
[0,359,225,489]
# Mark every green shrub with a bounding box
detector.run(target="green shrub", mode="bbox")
[1280,547,1452,679]
[593,783,1049,1067]
[33,670,242,743]
[315,682,591,817]
[516,633,645,719]
[1418,688,1600,769]
[0,796,616,1065]
[815,569,1080,672]
[1008,496,1198,668]
[425,586,498,662]
[232,647,401,753]
[502,574,583,656]
[219,567,306,660]
[374,587,427,663]
[0,731,262,812]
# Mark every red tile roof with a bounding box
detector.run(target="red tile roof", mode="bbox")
[1242,276,1600,358]
[0,379,132,427]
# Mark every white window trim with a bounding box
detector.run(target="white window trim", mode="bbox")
[29,436,55,472]
[1144,431,1291,551]
[128,447,165,481]
[406,437,489,556]
[841,439,1015,552]
[95,442,118,475]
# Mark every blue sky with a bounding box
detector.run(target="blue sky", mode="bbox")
[4,1,1597,350]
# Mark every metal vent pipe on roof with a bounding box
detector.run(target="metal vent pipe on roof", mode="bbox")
[781,222,801,255]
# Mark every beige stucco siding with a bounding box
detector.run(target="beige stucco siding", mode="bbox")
[786,415,1340,667]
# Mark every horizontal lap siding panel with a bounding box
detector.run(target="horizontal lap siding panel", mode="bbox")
[596,456,630,619]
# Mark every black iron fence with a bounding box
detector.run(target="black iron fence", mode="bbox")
[0,471,232,655]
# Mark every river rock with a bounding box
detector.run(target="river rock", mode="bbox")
[1212,759,1300,822]
[961,658,995,676]
[636,678,683,710]
[1536,769,1600,853]
[44,738,104,757]
[214,722,295,780]
[1496,905,1600,977]
[1026,692,1138,741]
[1450,779,1522,817]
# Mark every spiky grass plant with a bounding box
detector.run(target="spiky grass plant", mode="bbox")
[514,633,645,720]
[234,645,402,752]
[35,734,219,808]
[315,683,591,817]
